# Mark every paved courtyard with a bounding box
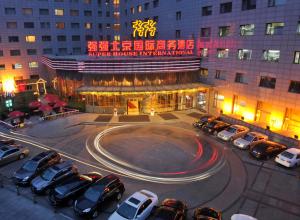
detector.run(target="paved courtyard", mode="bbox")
[0,111,299,220]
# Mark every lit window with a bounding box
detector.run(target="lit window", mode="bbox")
[268,0,286,7]
[240,24,255,36]
[238,49,252,60]
[29,62,38,68]
[294,51,300,64]
[266,22,284,35]
[288,81,300,94]
[114,35,120,41]
[12,63,23,69]
[259,76,276,89]
[137,5,142,13]
[56,22,65,29]
[217,48,229,58]
[200,48,208,58]
[55,9,64,16]
[219,26,230,37]
[85,23,92,29]
[262,50,280,62]
[130,7,135,14]
[25,35,36,43]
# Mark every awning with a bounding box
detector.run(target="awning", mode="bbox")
[76,83,211,94]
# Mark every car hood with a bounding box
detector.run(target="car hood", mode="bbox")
[219,130,234,137]
[31,176,50,189]
[234,138,250,146]
[108,212,131,220]
[75,197,96,211]
[14,168,34,180]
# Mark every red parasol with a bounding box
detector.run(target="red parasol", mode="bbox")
[29,101,41,109]
[53,100,67,108]
[9,111,25,118]
[43,94,60,103]
[38,105,53,112]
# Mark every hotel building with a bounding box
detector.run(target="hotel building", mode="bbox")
[2,0,300,137]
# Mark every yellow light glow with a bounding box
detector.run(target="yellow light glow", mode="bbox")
[270,114,284,130]
[132,19,157,38]
[222,101,232,114]
[243,111,255,121]
[3,78,15,93]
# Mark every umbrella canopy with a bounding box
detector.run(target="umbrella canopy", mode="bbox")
[39,105,53,112]
[29,101,42,109]
[9,111,25,118]
[43,94,60,103]
[53,100,67,108]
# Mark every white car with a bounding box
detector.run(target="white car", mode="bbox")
[275,148,300,168]
[217,125,249,142]
[109,190,158,220]
[231,214,258,220]
[233,132,268,149]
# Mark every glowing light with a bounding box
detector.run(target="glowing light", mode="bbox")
[270,114,284,130]
[222,101,232,114]
[132,19,157,38]
[3,78,16,93]
[242,111,255,121]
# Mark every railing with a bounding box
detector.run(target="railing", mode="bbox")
[0,120,18,130]
[42,108,80,121]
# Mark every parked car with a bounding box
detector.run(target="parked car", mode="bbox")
[31,160,78,194]
[48,172,102,206]
[249,141,287,160]
[0,144,29,166]
[202,120,231,136]
[193,207,222,220]
[149,198,187,220]
[73,174,125,218]
[193,115,218,129]
[217,125,249,142]
[275,148,300,168]
[233,132,268,150]
[0,139,15,145]
[14,150,61,185]
[231,214,257,220]
[109,190,158,220]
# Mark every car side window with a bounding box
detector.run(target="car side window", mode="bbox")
[253,137,258,141]
[137,199,152,216]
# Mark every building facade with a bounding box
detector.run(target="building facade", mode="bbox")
[121,0,300,135]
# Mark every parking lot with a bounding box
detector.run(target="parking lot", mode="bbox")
[0,112,300,220]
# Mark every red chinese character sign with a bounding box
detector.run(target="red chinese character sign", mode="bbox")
[87,39,195,57]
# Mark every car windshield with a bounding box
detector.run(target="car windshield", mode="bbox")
[243,134,254,142]
[281,151,294,159]
[117,202,137,219]
[22,161,38,172]
[226,127,237,133]
[41,169,56,181]
[84,185,103,202]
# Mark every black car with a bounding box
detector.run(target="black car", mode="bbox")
[48,172,102,206]
[193,115,218,129]
[249,141,287,160]
[193,207,222,220]
[202,120,231,136]
[14,150,61,186]
[149,199,187,220]
[73,174,125,218]
[31,160,78,194]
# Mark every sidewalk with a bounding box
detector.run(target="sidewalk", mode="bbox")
[0,187,71,220]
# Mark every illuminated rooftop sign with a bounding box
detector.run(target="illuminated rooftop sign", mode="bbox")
[87,39,195,57]
[132,19,157,38]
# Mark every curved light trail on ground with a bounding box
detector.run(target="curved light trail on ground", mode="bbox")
[86,125,228,184]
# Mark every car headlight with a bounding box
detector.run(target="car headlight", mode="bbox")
[23,176,29,181]
[83,208,91,213]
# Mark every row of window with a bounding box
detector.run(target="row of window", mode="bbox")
[207,68,300,93]
[0,62,39,70]
[201,48,300,64]
[126,0,159,15]
[4,21,114,30]
[202,0,286,16]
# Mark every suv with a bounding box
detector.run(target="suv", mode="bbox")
[74,174,125,218]
[202,120,231,136]
[31,160,78,194]
[0,144,29,166]
[193,115,217,129]
[149,199,187,220]
[14,150,61,185]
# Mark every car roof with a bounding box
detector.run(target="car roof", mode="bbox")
[32,150,57,162]
[231,125,247,129]
[51,161,72,171]
[0,145,16,152]
[126,190,155,208]
[247,132,266,137]
[285,148,300,154]
[95,174,118,186]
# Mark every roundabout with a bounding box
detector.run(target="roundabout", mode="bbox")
[86,124,228,184]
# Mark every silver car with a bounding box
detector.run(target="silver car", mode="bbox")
[0,144,29,166]
[233,132,268,149]
[217,125,249,142]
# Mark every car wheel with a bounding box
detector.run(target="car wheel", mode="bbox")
[92,210,99,218]
[19,154,25,160]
